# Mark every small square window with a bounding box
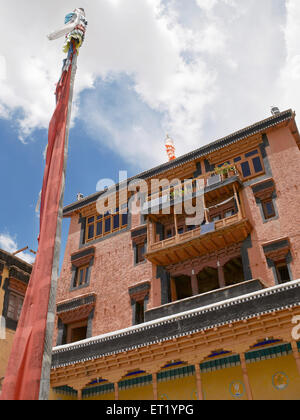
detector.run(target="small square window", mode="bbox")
[74,265,89,288]
[66,320,88,344]
[262,199,276,219]
[135,243,146,264]
[224,210,234,218]
[276,263,291,284]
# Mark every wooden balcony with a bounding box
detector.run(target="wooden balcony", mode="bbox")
[142,172,242,215]
[145,212,252,266]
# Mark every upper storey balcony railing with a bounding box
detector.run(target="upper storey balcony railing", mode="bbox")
[142,166,241,215]
[145,212,252,266]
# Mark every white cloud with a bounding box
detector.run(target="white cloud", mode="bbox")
[0,233,35,265]
[0,0,298,169]
[280,0,300,115]
[0,55,6,81]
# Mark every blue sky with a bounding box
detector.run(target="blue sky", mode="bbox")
[0,0,300,265]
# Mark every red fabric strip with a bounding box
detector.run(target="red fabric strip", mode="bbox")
[1,55,74,400]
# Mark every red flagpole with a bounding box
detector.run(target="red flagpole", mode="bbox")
[1,9,87,400]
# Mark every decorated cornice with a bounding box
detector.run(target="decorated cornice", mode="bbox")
[129,281,151,302]
[71,246,95,267]
[9,266,31,285]
[57,293,96,314]
[51,279,300,369]
[57,293,96,325]
[8,278,27,295]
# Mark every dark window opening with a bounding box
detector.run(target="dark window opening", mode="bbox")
[113,214,120,229]
[88,224,94,239]
[67,321,88,344]
[224,257,245,287]
[135,243,146,264]
[197,267,219,294]
[241,161,251,178]
[96,220,102,236]
[173,275,193,301]
[252,156,263,173]
[135,301,145,325]
[73,265,89,288]
[122,213,128,227]
[262,199,276,219]
[86,205,128,242]
[276,263,291,284]
[105,217,111,233]
[245,149,259,158]
[166,229,173,238]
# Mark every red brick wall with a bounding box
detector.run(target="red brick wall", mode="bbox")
[55,214,154,343]
[241,126,300,287]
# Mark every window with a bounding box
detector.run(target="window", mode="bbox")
[218,149,265,181]
[66,320,88,344]
[210,205,236,223]
[87,216,95,240]
[113,213,120,229]
[104,216,111,233]
[7,292,24,322]
[96,218,103,236]
[241,161,251,178]
[173,275,193,301]
[275,262,291,284]
[252,156,263,173]
[262,199,276,219]
[135,301,145,325]
[135,243,146,264]
[129,283,150,326]
[224,210,235,218]
[86,207,128,242]
[166,229,173,238]
[73,265,89,288]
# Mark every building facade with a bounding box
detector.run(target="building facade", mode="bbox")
[50,109,300,400]
[0,249,32,394]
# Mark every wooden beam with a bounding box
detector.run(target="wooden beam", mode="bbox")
[240,353,253,400]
